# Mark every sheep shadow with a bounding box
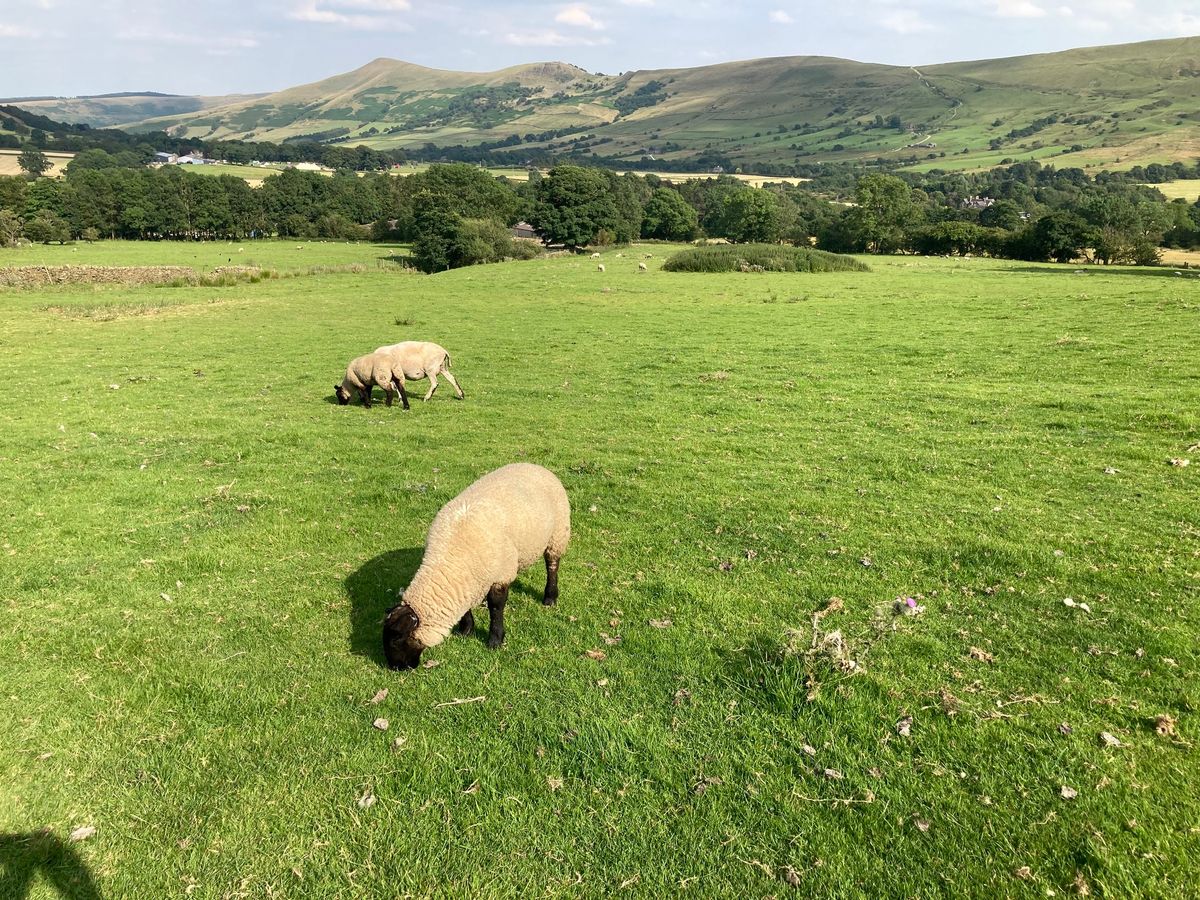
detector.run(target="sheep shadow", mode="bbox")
[345,547,424,665]
[0,832,103,899]
[344,548,552,664]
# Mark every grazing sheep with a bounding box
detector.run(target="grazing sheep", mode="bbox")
[591,252,601,259]
[335,351,408,409]
[638,262,648,271]
[382,463,571,669]
[597,263,606,273]
[375,341,463,402]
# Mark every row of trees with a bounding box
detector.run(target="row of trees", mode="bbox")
[4,154,1200,270]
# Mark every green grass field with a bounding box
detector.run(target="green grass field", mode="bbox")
[1,243,1198,897]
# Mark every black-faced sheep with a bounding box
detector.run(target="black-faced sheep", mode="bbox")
[376,341,463,402]
[382,463,570,669]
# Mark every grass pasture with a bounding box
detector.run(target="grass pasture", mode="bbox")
[1,244,1198,897]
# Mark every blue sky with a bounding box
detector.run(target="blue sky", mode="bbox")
[3,0,1199,97]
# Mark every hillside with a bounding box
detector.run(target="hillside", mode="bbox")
[1,92,265,128]
[122,35,1200,173]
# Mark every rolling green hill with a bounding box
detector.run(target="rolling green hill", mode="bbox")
[123,36,1200,173]
[2,92,266,128]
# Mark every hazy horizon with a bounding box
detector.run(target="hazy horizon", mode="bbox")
[2,1,1199,97]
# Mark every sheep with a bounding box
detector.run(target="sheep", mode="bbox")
[597,263,606,273]
[334,351,409,409]
[382,463,570,669]
[375,341,463,402]
[638,262,648,271]
[591,252,601,259]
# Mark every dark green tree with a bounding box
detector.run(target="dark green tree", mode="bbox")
[641,187,699,241]
[529,166,621,249]
[18,147,51,178]
[718,188,780,243]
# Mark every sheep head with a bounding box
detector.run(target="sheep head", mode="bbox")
[382,602,424,670]
[334,384,352,405]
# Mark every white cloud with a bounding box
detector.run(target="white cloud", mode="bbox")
[0,23,41,38]
[768,10,794,24]
[502,28,611,46]
[118,27,259,48]
[555,5,605,30]
[881,9,935,33]
[287,0,410,29]
[993,0,1047,17]
[328,0,411,9]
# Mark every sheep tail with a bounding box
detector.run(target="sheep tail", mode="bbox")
[444,352,453,370]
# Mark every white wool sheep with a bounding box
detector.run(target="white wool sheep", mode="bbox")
[638,262,648,271]
[591,252,601,259]
[375,341,464,402]
[335,351,408,409]
[382,463,571,669]
[597,263,606,272]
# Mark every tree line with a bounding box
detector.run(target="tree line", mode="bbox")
[3,155,1200,271]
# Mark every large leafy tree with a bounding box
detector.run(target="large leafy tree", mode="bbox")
[641,187,699,241]
[18,147,51,179]
[717,187,780,243]
[529,165,621,249]
[844,173,919,253]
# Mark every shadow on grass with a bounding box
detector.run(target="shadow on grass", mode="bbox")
[345,547,424,665]
[0,832,102,899]
[1010,266,1200,279]
[344,548,553,664]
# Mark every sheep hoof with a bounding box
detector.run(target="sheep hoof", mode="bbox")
[542,591,558,606]
[487,633,505,649]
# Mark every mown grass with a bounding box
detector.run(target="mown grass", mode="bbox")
[662,244,869,274]
[1,246,1198,898]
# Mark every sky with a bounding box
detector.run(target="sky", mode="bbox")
[2,0,1200,98]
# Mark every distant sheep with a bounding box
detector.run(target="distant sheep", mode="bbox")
[591,252,601,259]
[597,264,606,273]
[382,463,571,669]
[638,262,648,271]
[335,351,407,409]
[375,341,463,402]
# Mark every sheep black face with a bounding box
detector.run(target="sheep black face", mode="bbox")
[383,603,424,670]
[335,384,351,405]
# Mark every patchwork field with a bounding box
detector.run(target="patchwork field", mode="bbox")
[0,149,73,178]
[1,243,1197,897]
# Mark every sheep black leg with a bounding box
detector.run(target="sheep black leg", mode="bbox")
[486,584,508,649]
[360,387,372,408]
[384,385,393,407]
[397,381,410,410]
[455,610,475,636]
[543,551,560,606]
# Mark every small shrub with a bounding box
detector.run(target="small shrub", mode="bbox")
[662,244,869,274]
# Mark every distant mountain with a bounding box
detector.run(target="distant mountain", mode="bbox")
[121,36,1200,172]
[2,93,266,128]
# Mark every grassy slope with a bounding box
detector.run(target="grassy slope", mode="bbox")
[2,94,265,129]
[121,37,1200,174]
[1,244,1198,897]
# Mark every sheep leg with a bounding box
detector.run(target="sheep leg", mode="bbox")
[423,373,438,402]
[360,385,372,408]
[486,583,508,649]
[384,382,394,407]
[542,551,560,606]
[395,378,410,411]
[455,610,475,636]
[441,370,464,400]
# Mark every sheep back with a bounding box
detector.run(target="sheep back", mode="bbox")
[376,341,451,380]
[409,463,570,648]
